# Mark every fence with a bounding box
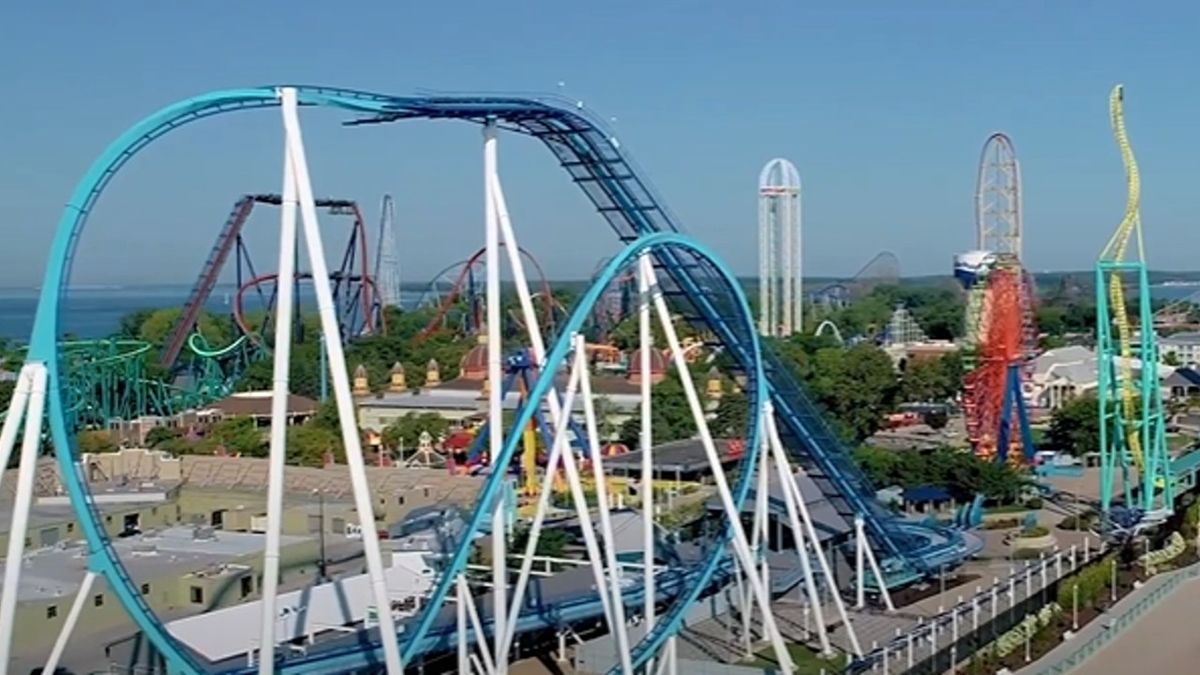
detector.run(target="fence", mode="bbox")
[842,543,1101,675]
[1023,563,1199,675]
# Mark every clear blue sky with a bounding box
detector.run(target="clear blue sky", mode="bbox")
[1,1,1197,287]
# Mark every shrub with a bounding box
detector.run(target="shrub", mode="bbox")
[1056,512,1097,530]
[1022,525,1050,538]
[982,518,1021,530]
[1057,554,1117,610]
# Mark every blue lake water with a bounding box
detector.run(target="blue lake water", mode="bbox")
[0,285,426,342]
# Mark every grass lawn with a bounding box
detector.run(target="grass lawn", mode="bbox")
[746,643,843,674]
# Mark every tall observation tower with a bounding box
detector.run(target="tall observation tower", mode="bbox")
[375,194,402,308]
[758,158,802,336]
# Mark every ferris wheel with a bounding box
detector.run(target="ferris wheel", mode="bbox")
[957,133,1038,464]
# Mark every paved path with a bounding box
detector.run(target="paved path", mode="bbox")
[1070,577,1200,675]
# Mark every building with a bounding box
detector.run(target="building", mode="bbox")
[1163,367,1200,400]
[107,391,318,446]
[1161,332,1200,367]
[1030,345,1099,409]
[602,438,748,483]
[352,338,712,438]
[1,526,319,664]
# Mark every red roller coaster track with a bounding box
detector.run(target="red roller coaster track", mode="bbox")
[160,194,379,367]
[414,245,554,344]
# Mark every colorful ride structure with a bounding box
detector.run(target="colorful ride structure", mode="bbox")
[1096,85,1173,528]
[955,133,1037,464]
[414,245,557,342]
[0,87,982,675]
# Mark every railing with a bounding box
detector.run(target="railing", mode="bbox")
[1025,563,1199,675]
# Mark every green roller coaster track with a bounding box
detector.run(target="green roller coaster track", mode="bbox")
[3,333,263,429]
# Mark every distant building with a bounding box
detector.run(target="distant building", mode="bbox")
[1161,332,1200,367]
[1163,367,1200,400]
[1030,345,1099,409]
[351,338,723,436]
[1030,345,1180,409]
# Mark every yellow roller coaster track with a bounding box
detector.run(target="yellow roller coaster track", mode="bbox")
[1101,84,1145,472]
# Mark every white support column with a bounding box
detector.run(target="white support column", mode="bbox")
[855,516,866,608]
[794,183,803,334]
[458,578,469,675]
[0,363,33,477]
[862,524,895,612]
[765,412,862,657]
[460,575,497,675]
[643,263,795,673]
[491,151,628,667]
[578,334,634,675]
[279,87,402,675]
[763,411,832,656]
[258,99,301,675]
[43,571,98,675]
[483,120,507,675]
[0,363,47,675]
[780,196,793,335]
[745,441,769,644]
[638,253,656,640]
[757,197,770,336]
[501,363,606,654]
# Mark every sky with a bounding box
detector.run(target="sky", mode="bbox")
[0,1,1197,288]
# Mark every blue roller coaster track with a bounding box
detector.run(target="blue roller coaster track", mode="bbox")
[29,86,974,674]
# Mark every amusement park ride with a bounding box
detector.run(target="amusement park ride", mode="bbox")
[1095,85,1174,530]
[954,133,1038,465]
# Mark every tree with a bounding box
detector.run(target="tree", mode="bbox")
[593,396,619,441]
[1046,395,1100,457]
[381,413,452,453]
[852,445,1030,503]
[203,417,267,457]
[618,375,696,447]
[144,426,180,448]
[899,354,962,403]
[77,429,117,454]
[806,344,899,442]
[1164,351,1182,367]
[287,423,344,467]
[711,390,750,438]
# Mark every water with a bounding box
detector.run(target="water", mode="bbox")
[0,285,428,342]
[0,282,1191,344]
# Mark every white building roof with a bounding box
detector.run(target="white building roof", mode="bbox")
[166,551,435,662]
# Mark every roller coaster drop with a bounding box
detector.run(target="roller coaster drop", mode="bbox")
[0,86,982,675]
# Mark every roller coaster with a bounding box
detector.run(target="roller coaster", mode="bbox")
[25,192,388,430]
[0,86,982,675]
[1096,85,1174,529]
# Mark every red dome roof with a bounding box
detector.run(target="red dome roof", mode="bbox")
[628,347,667,385]
[459,332,490,380]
